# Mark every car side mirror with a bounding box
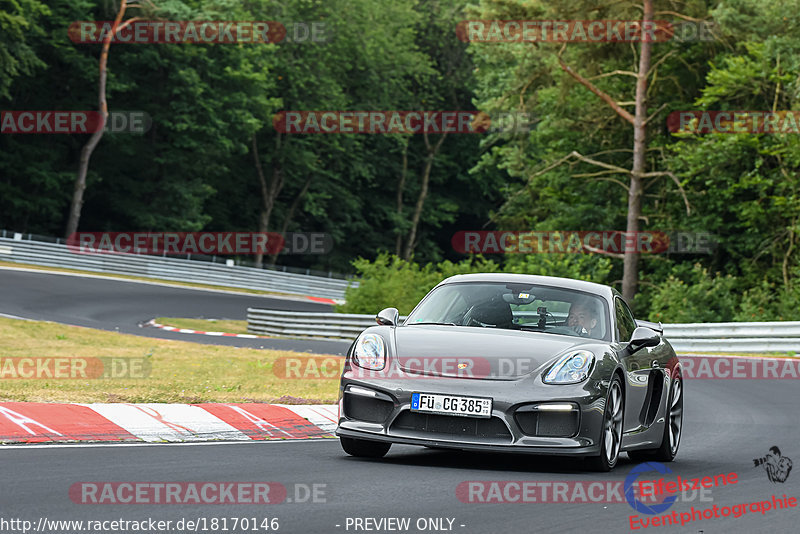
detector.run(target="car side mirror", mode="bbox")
[376,307,399,326]
[628,326,660,352]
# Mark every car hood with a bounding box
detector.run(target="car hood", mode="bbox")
[393,325,591,379]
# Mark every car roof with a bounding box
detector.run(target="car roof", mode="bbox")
[438,273,617,302]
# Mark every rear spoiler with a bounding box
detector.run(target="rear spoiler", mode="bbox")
[636,319,663,334]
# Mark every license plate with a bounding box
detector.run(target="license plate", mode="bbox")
[410,393,492,418]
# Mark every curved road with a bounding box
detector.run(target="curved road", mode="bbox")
[0,267,351,354]
[2,378,796,533]
[1,266,797,532]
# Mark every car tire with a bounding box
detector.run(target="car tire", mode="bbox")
[340,436,391,458]
[586,374,624,472]
[628,374,683,463]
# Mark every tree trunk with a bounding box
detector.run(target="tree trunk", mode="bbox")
[403,132,447,260]
[268,175,312,266]
[622,0,654,303]
[394,139,409,256]
[253,132,283,268]
[65,1,131,238]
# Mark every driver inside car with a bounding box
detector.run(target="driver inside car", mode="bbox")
[567,300,599,337]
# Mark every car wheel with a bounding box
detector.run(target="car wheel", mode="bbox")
[340,436,391,458]
[586,374,624,472]
[628,374,683,462]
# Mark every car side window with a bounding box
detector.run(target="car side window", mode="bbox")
[615,297,636,342]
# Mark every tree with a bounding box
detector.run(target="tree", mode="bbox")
[467,0,706,305]
[546,0,675,301]
[665,0,800,302]
[0,0,49,99]
[65,0,141,237]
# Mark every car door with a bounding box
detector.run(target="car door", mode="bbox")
[615,297,655,432]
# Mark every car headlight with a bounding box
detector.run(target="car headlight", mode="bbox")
[352,333,386,371]
[543,350,595,384]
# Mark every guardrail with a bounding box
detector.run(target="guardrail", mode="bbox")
[662,322,800,352]
[247,309,407,339]
[0,233,356,301]
[247,309,800,352]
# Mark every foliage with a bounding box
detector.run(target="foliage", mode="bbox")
[0,0,49,99]
[736,281,800,322]
[649,264,739,323]
[338,251,614,316]
[337,253,500,315]
[504,253,614,285]
[2,0,800,321]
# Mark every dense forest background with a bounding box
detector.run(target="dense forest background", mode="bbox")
[2,0,799,321]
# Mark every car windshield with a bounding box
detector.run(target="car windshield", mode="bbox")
[405,282,611,341]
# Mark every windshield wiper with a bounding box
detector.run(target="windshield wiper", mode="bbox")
[408,321,458,326]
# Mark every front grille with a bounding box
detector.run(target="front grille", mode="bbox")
[390,412,512,443]
[343,393,394,424]
[514,408,579,437]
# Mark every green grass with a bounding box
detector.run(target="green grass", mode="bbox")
[0,317,341,403]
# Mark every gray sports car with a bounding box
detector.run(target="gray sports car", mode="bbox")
[335,273,684,471]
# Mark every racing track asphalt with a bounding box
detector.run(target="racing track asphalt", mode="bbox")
[0,267,352,354]
[2,378,797,533]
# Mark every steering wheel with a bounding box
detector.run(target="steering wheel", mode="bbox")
[572,324,591,337]
[461,305,487,327]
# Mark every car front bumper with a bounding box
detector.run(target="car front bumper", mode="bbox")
[335,374,609,456]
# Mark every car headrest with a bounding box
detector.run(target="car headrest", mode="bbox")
[472,298,513,326]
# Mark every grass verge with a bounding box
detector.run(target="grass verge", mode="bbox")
[0,317,340,404]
